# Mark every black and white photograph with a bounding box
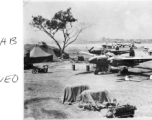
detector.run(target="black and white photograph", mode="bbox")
[24,0,152,119]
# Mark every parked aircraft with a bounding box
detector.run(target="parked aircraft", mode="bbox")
[115,43,132,48]
[89,55,152,75]
[102,43,114,49]
[87,46,130,56]
[88,47,102,55]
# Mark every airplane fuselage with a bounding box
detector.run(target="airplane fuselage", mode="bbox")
[89,56,152,74]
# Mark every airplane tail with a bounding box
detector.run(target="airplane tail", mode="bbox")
[79,51,95,57]
[87,46,94,52]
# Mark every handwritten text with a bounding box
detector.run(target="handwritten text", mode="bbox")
[0,74,18,83]
[0,37,17,46]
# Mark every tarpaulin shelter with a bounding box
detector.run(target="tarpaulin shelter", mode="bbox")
[40,45,59,60]
[24,44,60,64]
[62,85,90,104]
[79,89,112,107]
[29,45,53,63]
[30,45,51,57]
[24,44,35,64]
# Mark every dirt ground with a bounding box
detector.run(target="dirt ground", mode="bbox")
[24,48,152,119]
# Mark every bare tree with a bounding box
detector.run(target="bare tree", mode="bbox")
[30,8,92,55]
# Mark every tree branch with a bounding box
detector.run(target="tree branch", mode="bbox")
[65,23,92,47]
[65,31,81,48]
[62,29,67,40]
[52,28,59,36]
[40,25,62,51]
[65,33,77,44]
[62,29,67,53]
[33,30,44,32]
[30,12,93,55]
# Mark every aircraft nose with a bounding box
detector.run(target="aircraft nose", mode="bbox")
[89,57,97,63]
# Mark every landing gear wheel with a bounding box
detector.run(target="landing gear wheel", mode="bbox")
[107,65,111,74]
[124,68,128,74]
[129,115,134,118]
[32,69,38,74]
[43,69,48,73]
[94,70,99,75]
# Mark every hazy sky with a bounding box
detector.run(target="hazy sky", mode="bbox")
[24,0,152,44]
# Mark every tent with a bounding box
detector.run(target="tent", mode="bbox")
[79,89,112,107]
[24,44,35,64]
[24,45,53,64]
[24,44,60,64]
[40,45,58,60]
[62,85,90,104]
[24,44,35,57]
[30,45,51,57]
[29,45,53,63]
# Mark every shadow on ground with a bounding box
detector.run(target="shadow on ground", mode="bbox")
[116,78,146,82]
[75,71,94,75]
[24,97,69,119]
[75,70,118,75]
[41,108,68,119]
[116,70,152,82]
[134,66,152,71]
[24,97,50,109]
[117,70,152,77]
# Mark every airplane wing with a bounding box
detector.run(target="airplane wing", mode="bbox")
[110,56,152,67]
[113,56,152,60]
[108,50,130,55]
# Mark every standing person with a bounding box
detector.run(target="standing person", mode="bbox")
[116,45,119,50]
[129,46,135,57]
[115,46,119,55]
[100,47,105,55]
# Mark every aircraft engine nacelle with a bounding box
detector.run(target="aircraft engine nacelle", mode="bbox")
[109,58,123,67]
[89,56,109,68]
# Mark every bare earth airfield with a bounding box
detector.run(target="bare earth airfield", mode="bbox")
[24,44,152,119]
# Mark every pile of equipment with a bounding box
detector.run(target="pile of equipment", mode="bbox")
[62,85,137,118]
[106,104,137,118]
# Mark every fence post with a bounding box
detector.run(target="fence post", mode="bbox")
[72,64,75,71]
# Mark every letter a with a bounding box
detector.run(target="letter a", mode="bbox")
[0,38,6,45]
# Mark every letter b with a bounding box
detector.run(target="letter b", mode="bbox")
[10,37,17,45]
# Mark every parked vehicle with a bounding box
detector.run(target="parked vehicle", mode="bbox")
[148,49,152,55]
[32,65,49,74]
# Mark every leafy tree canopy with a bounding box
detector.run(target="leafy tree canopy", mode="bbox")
[30,8,92,55]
